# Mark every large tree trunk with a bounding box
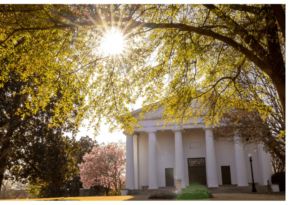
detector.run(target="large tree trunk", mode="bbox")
[0,149,9,195]
[0,171,4,196]
[271,75,285,121]
[264,5,286,121]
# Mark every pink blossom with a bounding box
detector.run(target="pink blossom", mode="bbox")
[78,142,126,190]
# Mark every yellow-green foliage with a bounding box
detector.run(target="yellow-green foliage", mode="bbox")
[27,185,42,198]
[107,190,121,196]
[0,4,285,137]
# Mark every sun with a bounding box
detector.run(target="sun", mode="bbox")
[100,28,125,55]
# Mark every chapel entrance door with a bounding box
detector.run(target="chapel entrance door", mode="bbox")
[221,166,232,185]
[188,158,207,186]
[165,168,174,186]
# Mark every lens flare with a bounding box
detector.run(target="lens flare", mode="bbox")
[100,28,125,55]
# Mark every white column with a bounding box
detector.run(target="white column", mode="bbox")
[124,132,134,190]
[133,133,139,189]
[204,128,219,187]
[234,135,249,186]
[258,143,273,185]
[147,130,158,189]
[173,129,186,188]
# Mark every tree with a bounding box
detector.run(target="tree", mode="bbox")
[27,184,41,198]
[76,135,99,166]
[0,179,14,199]
[78,142,126,195]
[212,62,285,167]
[64,176,82,197]
[60,135,98,197]
[21,135,83,198]
[0,4,285,136]
[0,70,83,192]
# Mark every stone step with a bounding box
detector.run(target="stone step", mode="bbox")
[127,185,269,195]
[207,185,269,193]
[128,188,176,195]
[183,185,268,193]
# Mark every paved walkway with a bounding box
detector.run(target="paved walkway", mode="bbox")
[208,193,285,201]
[1,193,285,201]
[130,193,285,201]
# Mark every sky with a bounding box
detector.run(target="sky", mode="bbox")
[71,97,144,144]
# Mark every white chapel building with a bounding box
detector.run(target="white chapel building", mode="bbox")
[123,106,273,190]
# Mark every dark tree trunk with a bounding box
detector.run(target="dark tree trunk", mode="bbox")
[265,6,286,121]
[0,172,4,195]
[271,75,285,121]
[271,4,286,39]
[0,144,9,195]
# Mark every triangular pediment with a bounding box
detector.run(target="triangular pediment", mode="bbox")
[131,105,165,120]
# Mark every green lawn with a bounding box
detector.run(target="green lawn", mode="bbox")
[176,183,211,200]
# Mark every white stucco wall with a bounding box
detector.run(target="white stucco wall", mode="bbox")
[138,132,149,189]
[136,129,268,188]
[244,144,262,185]
[182,129,206,186]
[215,140,238,185]
[129,105,273,189]
[156,131,176,187]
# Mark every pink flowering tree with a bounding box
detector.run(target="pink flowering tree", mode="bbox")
[78,142,126,193]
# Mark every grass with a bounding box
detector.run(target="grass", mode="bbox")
[175,183,212,200]
[175,189,211,200]
[1,196,136,201]
[149,183,212,200]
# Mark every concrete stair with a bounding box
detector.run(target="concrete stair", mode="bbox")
[184,185,269,193]
[127,185,269,195]
[128,187,176,195]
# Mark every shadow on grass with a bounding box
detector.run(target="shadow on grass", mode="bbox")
[42,199,80,201]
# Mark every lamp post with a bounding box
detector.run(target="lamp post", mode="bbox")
[248,153,257,192]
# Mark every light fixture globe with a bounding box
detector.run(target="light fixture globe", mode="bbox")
[248,153,253,158]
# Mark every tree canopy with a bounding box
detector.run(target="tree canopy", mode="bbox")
[78,142,126,192]
[26,135,98,198]
[0,4,285,137]
[76,135,99,166]
[0,69,83,191]
[212,60,285,164]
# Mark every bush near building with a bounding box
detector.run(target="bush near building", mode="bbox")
[271,172,285,192]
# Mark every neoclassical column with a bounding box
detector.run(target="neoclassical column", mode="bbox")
[133,133,139,189]
[204,128,219,187]
[124,131,135,190]
[234,135,249,186]
[147,129,158,189]
[173,128,186,188]
[258,143,273,185]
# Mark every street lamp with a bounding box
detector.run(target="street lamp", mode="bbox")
[248,153,257,192]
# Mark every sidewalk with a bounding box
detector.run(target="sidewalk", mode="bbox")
[208,193,285,201]
[1,193,285,201]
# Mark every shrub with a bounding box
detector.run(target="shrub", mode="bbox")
[271,172,285,192]
[148,192,176,199]
[108,190,121,196]
[175,189,212,200]
[18,194,26,199]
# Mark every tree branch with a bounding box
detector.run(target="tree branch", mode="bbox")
[226,4,262,15]
[203,4,268,62]
[0,25,74,47]
[271,4,285,39]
